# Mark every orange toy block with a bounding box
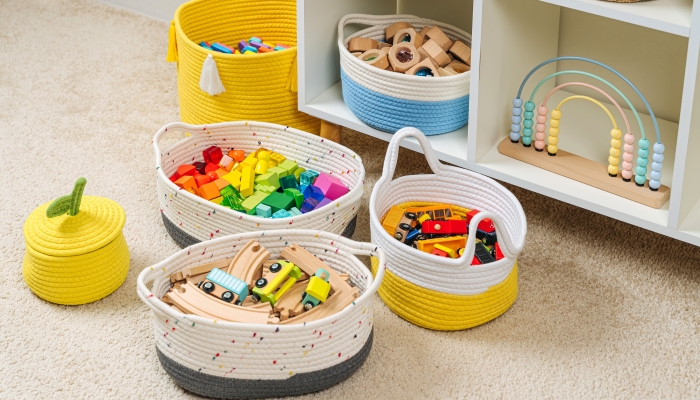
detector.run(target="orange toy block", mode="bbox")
[239,165,255,197]
[174,175,197,192]
[215,168,229,179]
[198,182,221,200]
[213,178,231,191]
[193,173,211,188]
[229,150,245,162]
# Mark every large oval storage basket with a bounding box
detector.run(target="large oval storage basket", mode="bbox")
[154,121,365,248]
[339,14,471,135]
[169,0,320,134]
[137,229,386,399]
[369,128,527,331]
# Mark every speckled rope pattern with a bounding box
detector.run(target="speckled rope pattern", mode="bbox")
[369,127,526,296]
[154,121,364,243]
[137,229,386,382]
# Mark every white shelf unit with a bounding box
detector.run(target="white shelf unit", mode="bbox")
[297,0,473,168]
[297,0,700,246]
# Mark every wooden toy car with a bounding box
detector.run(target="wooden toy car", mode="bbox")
[301,268,331,310]
[422,219,467,235]
[251,261,302,306]
[381,206,417,242]
[466,209,498,245]
[406,204,454,220]
[199,268,248,304]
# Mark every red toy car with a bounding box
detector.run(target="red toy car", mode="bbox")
[421,220,467,235]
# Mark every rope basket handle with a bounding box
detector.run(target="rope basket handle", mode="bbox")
[152,121,213,168]
[337,14,469,46]
[136,230,387,329]
[373,127,523,265]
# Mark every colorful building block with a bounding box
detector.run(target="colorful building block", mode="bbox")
[254,184,277,194]
[314,197,333,210]
[198,182,221,200]
[254,172,280,188]
[219,185,239,198]
[261,192,295,213]
[238,40,247,52]
[300,198,319,213]
[205,163,219,173]
[241,153,258,168]
[229,149,245,162]
[193,173,211,188]
[241,191,268,214]
[222,170,242,190]
[211,42,234,54]
[239,165,255,198]
[271,209,292,219]
[284,188,304,208]
[200,41,213,50]
[313,173,348,201]
[210,196,223,205]
[213,178,230,191]
[302,185,324,202]
[293,167,306,182]
[434,244,457,258]
[258,46,273,53]
[193,162,207,174]
[177,164,197,177]
[242,46,258,53]
[267,166,288,178]
[255,151,271,174]
[279,175,298,190]
[256,204,272,218]
[269,152,286,167]
[432,248,450,258]
[174,175,197,192]
[202,146,223,164]
[221,193,244,211]
[299,184,308,195]
[288,207,301,216]
[300,170,319,185]
[277,159,298,176]
[215,168,229,179]
[249,36,263,43]
[218,155,234,170]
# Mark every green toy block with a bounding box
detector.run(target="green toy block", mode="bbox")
[267,166,288,178]
[293,167,306,182]
[221,194,244,211]
[220,184,240,198]
[241,191,269,215]
[277,160,298,176]
[254,172,280,188]
[288,207,301,216]
[256,204,272,218]
[255,184,277,194]
[279,175,298,190]
[261,191,295,213]
[284,188,304,209]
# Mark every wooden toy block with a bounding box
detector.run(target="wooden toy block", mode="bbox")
[218,155,235,171]
[177,164,197,177]
[302,185,325,201]
[389,43,420,72]
[267,166,288,178]
[256,203,272,217]
[421,39,451,67]
[293,167,306,182]
[202,146,223,164]
[300,198,319,213]
[299,170,319,185]
[239,165,255,197]
[269,152,286,167]
[193,173,211,188]
[434,244,458,258]
[446,60,470,74]
[198,182,221,200]
[416,236,466,254]
[379,41,392,49]
[425,26,453,52]
[227,240,269,286]
[254,172,280,188]
[174,175,197,192]
[381,46,392,56]
[279,174,298,190]
[448,40,471,65]
[222,170,242,190]
[228,149,245,162]
[254,148,270,157]
[313,172,348,200]
[254,184,276,194]
[438,67,456,77]
[432,248,450,258]
[261,192,294,212]
[314,198,332,210]
[277,159,298,176]
[288,207,301,216]
[255,151,271,174]
[405,59,439,77]
[348,37,379,52]
[385,22,414,42]
[271,209,292,218]
[352,52,363,57]
[416,47,438,68]
[284,188,304,208]
[359,49,389,70]
[382,206,408,237]
[419,26,432,36]
[394,28,424,48]
[241,191,268,214]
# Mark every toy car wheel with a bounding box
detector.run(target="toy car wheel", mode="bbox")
[201,281,215,293]
[414,234,427,241]
[221,291,234,303]
[251,293,261,303]
[255,278,268,288]
[234,299,242,305]
[304,301,315,311]
[399,222,412,231]
[270,263,282,273]
[301,291,307,300]
[394,232,403,240]
[404,212,417,220]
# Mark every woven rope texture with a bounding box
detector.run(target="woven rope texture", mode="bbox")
[174,0,320,133]
[154,121,364,243]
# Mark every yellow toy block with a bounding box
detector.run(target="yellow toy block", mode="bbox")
[241,191,269,214]
[434,244,457,258]
[417,214,431,224]
[267,166,288,178]
[416,236,466,254]
[222,170,242,190]
[242,153,258,168]
[254,147,271,157]
[269,152,286,167]
[239,165,255,197]
[210,196,224,205]
[305,275,331,301]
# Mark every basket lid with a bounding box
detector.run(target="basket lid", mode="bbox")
[23,178,126,257]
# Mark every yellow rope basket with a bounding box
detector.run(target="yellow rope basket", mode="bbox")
[169,0,320,134]
[370,201,519,331]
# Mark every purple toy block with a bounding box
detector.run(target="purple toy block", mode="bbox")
[303,185,324,202]
[249,41,262,50]
[314,198,333,210]
[238,41,248,52]
[300,198,319,214]
[313,173,349,201]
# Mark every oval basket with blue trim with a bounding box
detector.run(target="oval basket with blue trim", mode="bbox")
[338,14,471,135]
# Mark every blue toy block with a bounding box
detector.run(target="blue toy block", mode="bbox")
[299,184,308,195]
[288,207,302,216]
[279,175,298,190]
[211,42,233,54]
[303,185,325,202]
[256,204,272,218]
[249,37,263,43]
[300,198,319,213]
[271,209,292,219]
[242,46,258,53]
[200,41,213,50]
[300,170,319,185]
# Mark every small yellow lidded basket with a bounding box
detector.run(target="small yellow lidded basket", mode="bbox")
[22,178,130,305]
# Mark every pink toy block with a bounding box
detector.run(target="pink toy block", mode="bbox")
[313,173,348,201]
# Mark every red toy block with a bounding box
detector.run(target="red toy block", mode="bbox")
[494,242,504,260]
[422,220,467,235]
[169,172,181,183]
[431,248,450,258]
[198,182,221,200]
[229,149,245,162]
[202,146,223,164]
[174,175,196,192]
[466,209,495,233]
[207,171,219,182]
[205,163,220,173]
[193,173,211,188]
[177,164,196,177]
[193,162,207,174]
[471,256,481,265]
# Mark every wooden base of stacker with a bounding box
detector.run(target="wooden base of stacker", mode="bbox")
[497,136,670,209]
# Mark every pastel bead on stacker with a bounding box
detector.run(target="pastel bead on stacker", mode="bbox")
[635,139,650,186]
[621,134,635,181]
[649,142,665,191]
[522,101,536,147]
[608,129,622,177]
[534,106,548,151]
[510,98,523,143]
[547,109,561,155]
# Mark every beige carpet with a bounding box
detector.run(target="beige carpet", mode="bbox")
[2,0,700,398]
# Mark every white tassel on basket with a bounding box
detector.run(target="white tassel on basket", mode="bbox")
[199,54,225,96]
